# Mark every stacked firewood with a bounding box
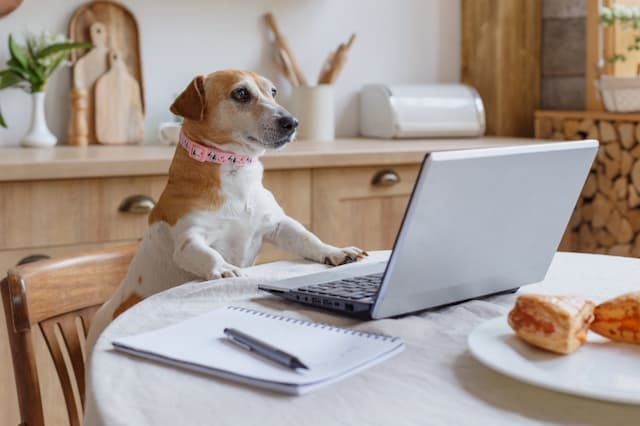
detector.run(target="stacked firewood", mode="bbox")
[535,114,640,257]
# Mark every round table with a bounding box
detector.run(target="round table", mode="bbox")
[84,252,640,426]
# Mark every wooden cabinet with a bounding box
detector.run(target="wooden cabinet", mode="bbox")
[258,169,311,263]
[311,165,420,250]
[0,176,166,250]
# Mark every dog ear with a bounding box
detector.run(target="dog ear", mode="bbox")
[170,76,206,121]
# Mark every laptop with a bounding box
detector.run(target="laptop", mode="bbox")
[259,140,598,319]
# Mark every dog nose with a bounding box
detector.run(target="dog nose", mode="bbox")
[278,115,299,131]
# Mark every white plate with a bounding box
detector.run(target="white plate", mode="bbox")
[468,317,640,405]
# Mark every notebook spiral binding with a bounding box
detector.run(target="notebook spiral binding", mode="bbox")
[227,306,400,342]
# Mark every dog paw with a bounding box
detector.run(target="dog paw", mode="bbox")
[206,263,244,280]
[323,246,368,266]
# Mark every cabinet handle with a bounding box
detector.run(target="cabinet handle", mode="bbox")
[16,254,51,266]
[118,195,156,214]
[371,169,400,186]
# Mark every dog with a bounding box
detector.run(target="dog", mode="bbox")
[85,70,367,354]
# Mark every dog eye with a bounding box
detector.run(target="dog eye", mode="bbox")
[231,88,251,103]
[271,88,277,97]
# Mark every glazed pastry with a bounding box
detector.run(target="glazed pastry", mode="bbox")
[590,291,640,344]
[508,294,595,355]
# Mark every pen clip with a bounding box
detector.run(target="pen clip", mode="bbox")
[225,335,252,352]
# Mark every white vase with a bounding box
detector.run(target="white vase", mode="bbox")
[20,91,57,148]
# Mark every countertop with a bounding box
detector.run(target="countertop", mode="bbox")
[0,137,544,181]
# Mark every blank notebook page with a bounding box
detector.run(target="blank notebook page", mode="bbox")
[112,306,404,394]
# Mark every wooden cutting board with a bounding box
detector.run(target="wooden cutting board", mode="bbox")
[72,21,108,145]
[95,51,144,144]
[73,21,108,89]
[69,0,144,144]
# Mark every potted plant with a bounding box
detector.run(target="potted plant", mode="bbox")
[0,32,91,147]
[596,4,640,112]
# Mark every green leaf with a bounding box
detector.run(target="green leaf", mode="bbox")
[8,34,29,71]
[36,41,93,59]
[0,69,23,89]
[8,63,36,84]
[0,109,6,128]
[44,52,68,77]
[28,62,45,83]
[26,37,38,61]
[608,53,627,63]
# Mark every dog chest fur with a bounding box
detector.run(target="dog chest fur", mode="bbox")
[171,161,286,267]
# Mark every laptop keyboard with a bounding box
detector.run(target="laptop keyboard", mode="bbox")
[295,272,383,302]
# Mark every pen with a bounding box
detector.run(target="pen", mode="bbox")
[223,328,309,370]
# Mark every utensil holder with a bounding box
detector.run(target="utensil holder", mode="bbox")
[289,85,334,141]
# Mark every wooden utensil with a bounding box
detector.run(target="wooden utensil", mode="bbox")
[278,48,300,87]
[69,1,144,95]
[68,88,89,146]
[318,33,356,84]
[72,21,108,144]
[73,21,108,89]
[264,12,307,86]
[94,50,144,144]
[69,1,144,144]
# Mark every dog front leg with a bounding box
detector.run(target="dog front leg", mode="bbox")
[266,217,367,266]
[173,232,242,280]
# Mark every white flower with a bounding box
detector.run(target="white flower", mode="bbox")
[601,6,613,20]
[613,3,632,19]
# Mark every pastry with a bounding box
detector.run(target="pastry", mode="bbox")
[508,294,595,355]
[590,291,640,344]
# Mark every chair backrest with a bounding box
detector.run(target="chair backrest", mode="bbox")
[1,244,138,426]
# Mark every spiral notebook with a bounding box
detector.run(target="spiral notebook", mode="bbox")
[112,306,404,395]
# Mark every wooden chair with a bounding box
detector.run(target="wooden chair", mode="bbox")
[1,244,138,426]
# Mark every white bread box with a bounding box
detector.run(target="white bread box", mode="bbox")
[359,84,485,138]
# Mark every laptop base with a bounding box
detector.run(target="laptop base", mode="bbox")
[266,286,520,320]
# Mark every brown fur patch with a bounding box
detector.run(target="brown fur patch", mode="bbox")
[173,70,273,147]
[137,275,142,285]
[149,145,225,225]
[112,292,144,319]
[150,70,276,226]
[170,76,206,121]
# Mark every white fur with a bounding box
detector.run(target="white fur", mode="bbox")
[86,159,363,355]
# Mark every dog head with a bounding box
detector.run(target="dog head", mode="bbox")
[170,70,298,154]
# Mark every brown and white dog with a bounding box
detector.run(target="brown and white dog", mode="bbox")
[86,70,366,353]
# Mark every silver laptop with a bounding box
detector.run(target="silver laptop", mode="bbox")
[259,140,598,319]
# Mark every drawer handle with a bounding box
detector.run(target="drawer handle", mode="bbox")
[118,195,156,214]
[17,254,51,266]
[371,169,400,187]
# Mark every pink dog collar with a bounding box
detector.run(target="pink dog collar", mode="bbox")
[179,132,254,166]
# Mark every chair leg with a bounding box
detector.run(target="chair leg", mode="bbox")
[1,278,46,426]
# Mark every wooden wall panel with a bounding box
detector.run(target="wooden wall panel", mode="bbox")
[461,0,541,136]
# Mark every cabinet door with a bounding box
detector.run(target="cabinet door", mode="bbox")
[0,176,167,250]
[312,165,420,250]
[255,169,312,264]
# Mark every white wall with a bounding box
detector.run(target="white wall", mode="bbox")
[0,0,460,146]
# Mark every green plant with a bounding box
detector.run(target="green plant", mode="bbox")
[600,5,640,64]
[0,32,92,128]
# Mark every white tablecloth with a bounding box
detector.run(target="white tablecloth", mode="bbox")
[84,252,640,426]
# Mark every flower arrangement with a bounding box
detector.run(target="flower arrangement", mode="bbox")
[0,32,91,128]
[600,4,640,64]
